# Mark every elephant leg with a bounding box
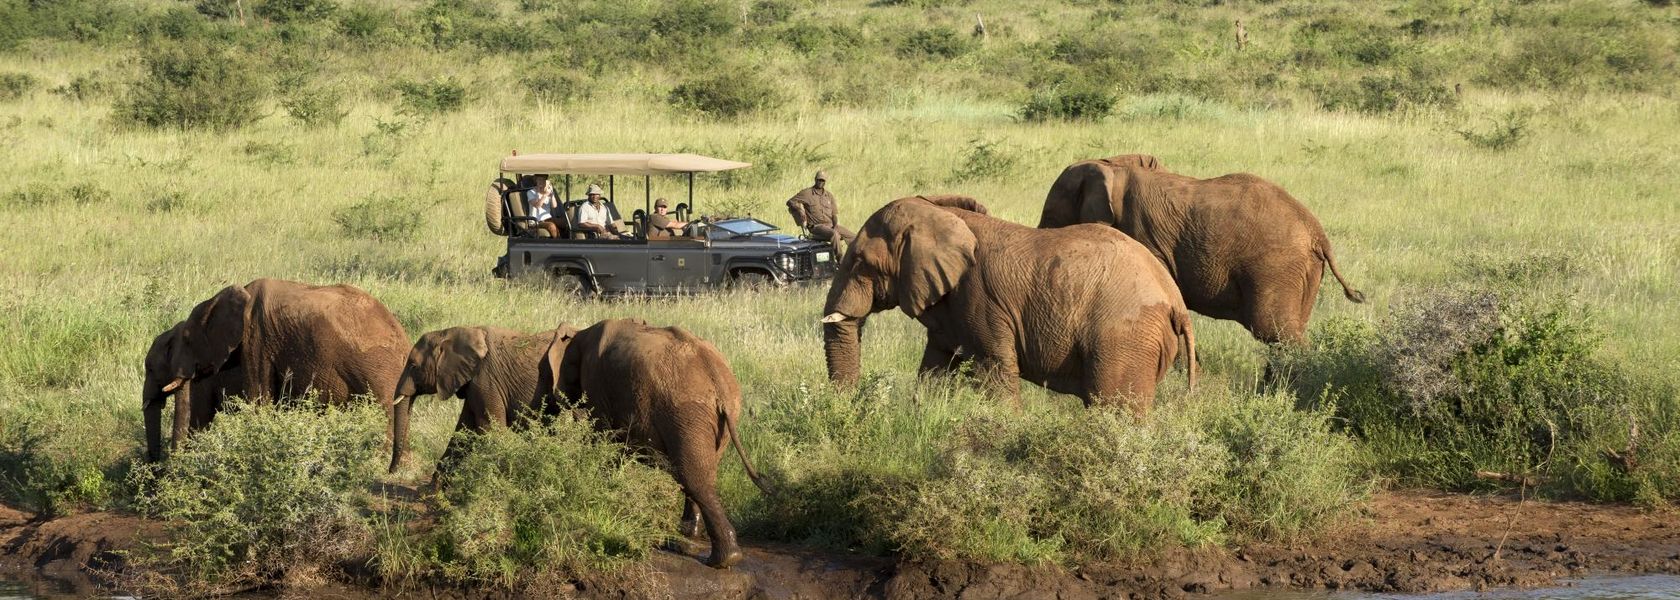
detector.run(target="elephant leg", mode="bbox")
[1083,343,1156,415]
[434,404,482,481]
[1241,277,1308,346]
[666,432,740,568]
[679,499,701,538]
[917,344,961,378]
[973,355,1021,407]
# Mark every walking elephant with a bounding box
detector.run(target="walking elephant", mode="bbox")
[557,318,770,569]
[821,195,1196,412]
[386,324,577,475]
[1039,154,1364,344]
[141,278,408,462]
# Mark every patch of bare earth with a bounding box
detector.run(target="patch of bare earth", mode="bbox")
[2,491,1676,599]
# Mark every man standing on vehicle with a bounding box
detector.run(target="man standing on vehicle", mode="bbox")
[646,197,690,238]
[786,170,854,246]
[575,183,626,239]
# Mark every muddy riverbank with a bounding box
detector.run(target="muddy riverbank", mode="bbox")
[2,491,1676,599]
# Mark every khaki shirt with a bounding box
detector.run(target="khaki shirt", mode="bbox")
[787,186,839,228]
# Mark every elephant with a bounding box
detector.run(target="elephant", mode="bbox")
[386,325,577,475]
[557,318,770,569]
[141,278,409,462]
[1038,154,1365,344]
[821,194,1197,413]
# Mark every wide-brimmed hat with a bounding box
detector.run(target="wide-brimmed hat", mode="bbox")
[654,197,669,208]
[586,183,604,195]
[814,170,828,181]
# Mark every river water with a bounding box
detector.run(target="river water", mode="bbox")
[2,573,1676,599]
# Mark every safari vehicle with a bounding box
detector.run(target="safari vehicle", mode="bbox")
[486,153,839,294]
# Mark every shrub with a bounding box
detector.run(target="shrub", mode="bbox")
[281,86,348,127]
[749,0,795,25]
[1315,73,1457,115]
[1018,85,1116,122]
[522,65,591,104]
[897,27,973,60]
[115,42,266,130]
[383,419,680,586]
[333,194,423,241]
[668,70,783,118]
[130,402,383,592]
[1280,288,1680,504]
[779,22,866,55]
[946,137,1019,184]
[2,182,109,207]
[394,78,468,116]
[651,0,738,40]
[49,74,111,101]
[1456,109,1532,151]
[242,141,297,167]
[256,0,339,23]
[360,117,412,165]
[0,407,123,516]
[0,72,39,101]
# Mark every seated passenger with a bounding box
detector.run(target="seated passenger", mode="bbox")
[646,197,691,238]
[524,174,562,238]
[574,183,627,239]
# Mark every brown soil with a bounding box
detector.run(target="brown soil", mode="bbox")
[2,491,1676,599]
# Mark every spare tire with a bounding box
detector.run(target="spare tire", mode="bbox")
[484,179,514,235]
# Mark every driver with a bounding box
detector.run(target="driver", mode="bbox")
[646,197,691,238]
[786,170,855,246]
[574,183,627,239]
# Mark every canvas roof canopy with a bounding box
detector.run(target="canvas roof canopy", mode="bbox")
[500,153,751,175]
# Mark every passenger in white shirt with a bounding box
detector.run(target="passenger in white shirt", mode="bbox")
[574,183,625,238]
[523,174,561,237]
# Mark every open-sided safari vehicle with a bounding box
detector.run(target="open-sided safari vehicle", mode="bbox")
[486,153,839,294]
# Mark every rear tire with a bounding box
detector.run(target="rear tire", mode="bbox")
[551,267,593,296]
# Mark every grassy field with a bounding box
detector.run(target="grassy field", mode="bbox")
[1,0,1678,591]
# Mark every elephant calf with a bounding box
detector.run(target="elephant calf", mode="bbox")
[387,324,577,475]
[142,278,409,462]
[558,318,770,569]
[822,195,1196,413]
[1039,154,1364,344]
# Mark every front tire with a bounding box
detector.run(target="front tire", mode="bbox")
[729,270,774,291]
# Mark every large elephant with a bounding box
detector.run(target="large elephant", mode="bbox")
[821,195,1196,412]
[141,278,409,462]
[558,318,770,569]
[1039,154,1364,344]
[386,325,577,475]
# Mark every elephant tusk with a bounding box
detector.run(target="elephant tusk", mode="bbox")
[820,312,848,324]
[160,377,186,393]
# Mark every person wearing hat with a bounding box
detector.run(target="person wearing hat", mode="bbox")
[646,197,691,238]
[574,183,626,238]
[786,169,854,246]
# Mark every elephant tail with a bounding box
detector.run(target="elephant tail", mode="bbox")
[722,406,773,496]
[1317,234,1366,304]
[1173,308,1198,393]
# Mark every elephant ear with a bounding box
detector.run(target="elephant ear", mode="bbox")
[896,205,976,318]
[542,325,577,397]
[435,327,489,400]
[1074,162,1121,225]
[182,285,251,375]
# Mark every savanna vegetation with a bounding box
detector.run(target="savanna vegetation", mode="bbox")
[1,0,1677,594]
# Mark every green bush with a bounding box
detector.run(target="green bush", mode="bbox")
[336,3,408,43]
[256,0,339,23]
[749,0,795,25]
[651,0,739,41]
[395,78,468,116]
[779,22,866,55]
[0,72,39,101]
[333,194,423,241]
[946,137,1020,184]
[115,42,266,130]
[1456,109,1532,151]
[2,181,109,207]
[897,27,974,60]
[1018,85,1117,122]
[130,402,383,592]
[383,418,680,586]
[522,64,591,104]
[281,86,349,127]
[0,407,124,516]
[1280,288,1680,505]
[668,70,783,118]
[49,74,112,102]
[1315,73,1457,115]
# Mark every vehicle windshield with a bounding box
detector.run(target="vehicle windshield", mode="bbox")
[710,218,779,236]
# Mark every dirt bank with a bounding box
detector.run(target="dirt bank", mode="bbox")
[2,491,1676,599]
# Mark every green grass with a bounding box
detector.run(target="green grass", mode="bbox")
[0,0,1677,591]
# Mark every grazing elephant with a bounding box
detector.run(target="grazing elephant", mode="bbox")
[386,325,577,475]
[558,318,770,569]
[821,195,1196,412]
[1039,154,1364,344]
[141,278,408,462]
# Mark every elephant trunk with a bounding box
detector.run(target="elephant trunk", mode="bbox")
[389,394,411,473]
[143,384,165,462]
[171,378,192,452]
[823,318,864,386]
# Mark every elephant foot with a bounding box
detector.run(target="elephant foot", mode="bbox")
[704,546,743,569]
[679,518,701,538]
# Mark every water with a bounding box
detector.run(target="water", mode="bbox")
[1220,575,1680,600]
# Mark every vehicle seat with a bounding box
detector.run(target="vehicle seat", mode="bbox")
[503,179,548,238]
[631,209,648,239]
[674,202,690,222]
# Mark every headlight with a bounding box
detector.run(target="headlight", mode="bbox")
[775,253,796,271]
